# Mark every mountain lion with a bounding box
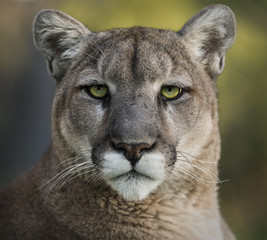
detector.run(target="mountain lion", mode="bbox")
[0,4,236,240]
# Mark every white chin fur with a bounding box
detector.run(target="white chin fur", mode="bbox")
[102,152,165,201]
[109,175,161,201]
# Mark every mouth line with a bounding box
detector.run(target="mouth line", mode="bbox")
[111,170,154,181]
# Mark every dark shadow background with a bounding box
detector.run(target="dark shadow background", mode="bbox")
[0,0,266,239]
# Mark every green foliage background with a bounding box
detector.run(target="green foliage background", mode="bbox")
[0,0,266,239]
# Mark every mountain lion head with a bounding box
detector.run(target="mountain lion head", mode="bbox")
[33,5,236,201]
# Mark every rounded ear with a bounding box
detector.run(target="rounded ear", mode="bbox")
[33,9,91,82]
[178,5,236,79]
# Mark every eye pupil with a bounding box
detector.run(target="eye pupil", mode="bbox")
[86,84,108,99]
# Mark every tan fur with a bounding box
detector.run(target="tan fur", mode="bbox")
[0,5,236,239]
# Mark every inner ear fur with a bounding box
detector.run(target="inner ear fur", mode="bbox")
[178,4,236,79]
[33,9,91,82]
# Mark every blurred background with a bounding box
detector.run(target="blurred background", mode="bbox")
[0,0,266,239]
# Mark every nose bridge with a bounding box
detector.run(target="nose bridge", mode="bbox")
[109,98,158,144]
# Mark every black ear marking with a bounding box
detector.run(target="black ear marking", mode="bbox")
[219,55,225,73]
[47,58,54,75]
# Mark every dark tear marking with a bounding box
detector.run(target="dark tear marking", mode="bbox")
[91,140,108,167]
[167,144,177,167]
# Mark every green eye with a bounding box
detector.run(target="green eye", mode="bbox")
[161,86,183,100]
[88,85,108,98]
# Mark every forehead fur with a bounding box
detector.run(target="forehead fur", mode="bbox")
[74,27,200,87]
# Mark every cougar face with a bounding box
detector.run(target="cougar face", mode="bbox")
[33,5,236,201]
[51,28,214,201]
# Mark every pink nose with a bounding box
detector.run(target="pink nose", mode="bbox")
[115,142,152,166]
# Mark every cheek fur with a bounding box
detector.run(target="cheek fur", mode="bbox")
[69,94,107,138]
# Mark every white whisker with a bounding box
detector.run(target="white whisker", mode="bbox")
[177,150,216,164]
[59,167,96,189]
[169,168,200,190]
[57,150,91,168]
[40,150,95,205]
[188,163,221,184]
[178,166,216,186]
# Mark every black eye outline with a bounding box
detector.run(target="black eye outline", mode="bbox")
[160,86,184,101]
